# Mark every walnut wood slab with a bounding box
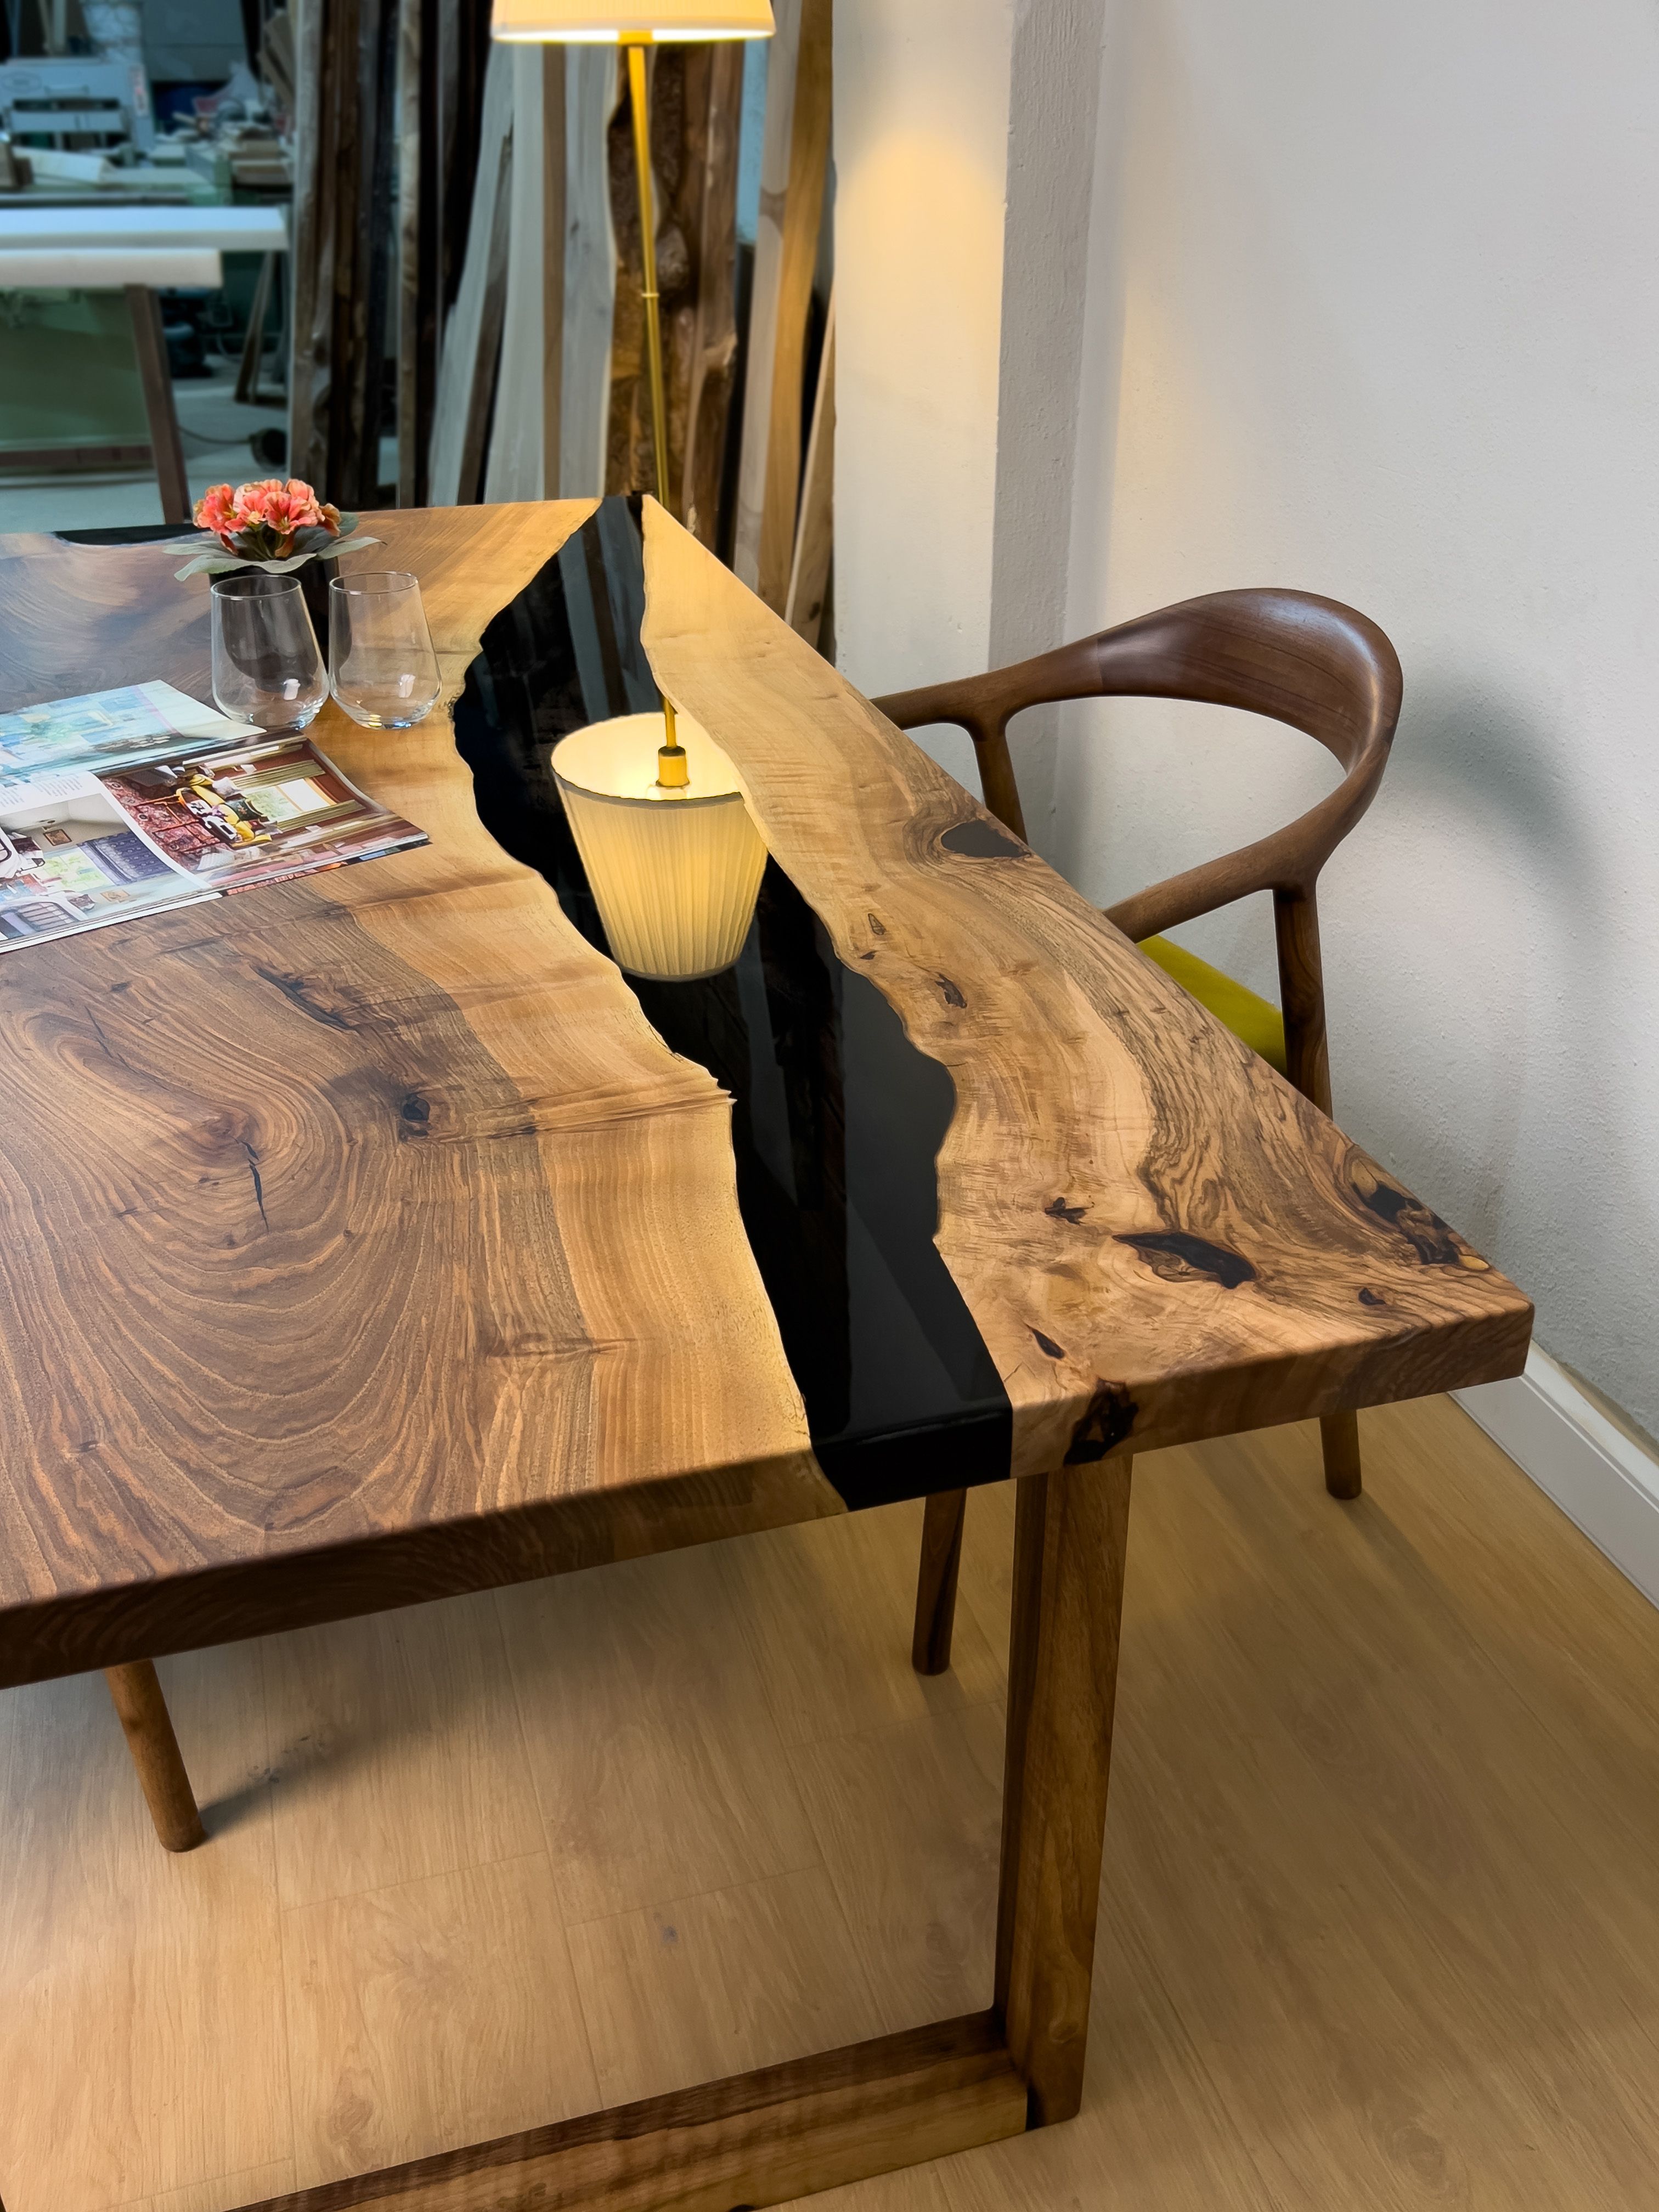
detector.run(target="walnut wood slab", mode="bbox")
[0,505,836,1691]
[0,500,1534,2212]
[0,500,1529,1688]
[639,499,1532,1481]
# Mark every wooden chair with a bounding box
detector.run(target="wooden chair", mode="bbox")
[873,588,1404,1676]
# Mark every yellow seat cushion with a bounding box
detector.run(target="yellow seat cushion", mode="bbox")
[1138,934,1288,1076]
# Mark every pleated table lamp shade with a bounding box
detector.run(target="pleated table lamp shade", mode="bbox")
[552,713,769,980]
[492,0,773,38]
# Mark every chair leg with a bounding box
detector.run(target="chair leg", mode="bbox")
[104,1660,206,1853]
[1273,885,1363,1504]
[912,1488,967,1675]
[1320,1409,1362,1500]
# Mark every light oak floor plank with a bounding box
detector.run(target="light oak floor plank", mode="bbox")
[566,1866,886,2107]
[0,1646,287,2212]
[112,2160,300,2212]
[5,1397,1659,2212]
[495,1546,822,1925]
[261,1590,543,1910]
[720,1502,1006,1746]
[279,1854,598,2189]
[786,1705,1006,2038]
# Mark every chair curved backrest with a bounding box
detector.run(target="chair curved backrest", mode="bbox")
[873,588,1402,945]
[872,589,1403,1119]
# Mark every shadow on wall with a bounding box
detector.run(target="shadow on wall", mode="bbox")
[1357,664,1655,1300]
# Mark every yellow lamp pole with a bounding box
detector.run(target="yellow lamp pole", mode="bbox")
[620,33,686,778]
[490,3,775,786]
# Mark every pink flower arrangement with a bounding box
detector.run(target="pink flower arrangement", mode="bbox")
[193,477,345,562]
[176,479,375,583]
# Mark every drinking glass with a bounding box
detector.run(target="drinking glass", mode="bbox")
[210,572,328,733]
[328,571,442,728]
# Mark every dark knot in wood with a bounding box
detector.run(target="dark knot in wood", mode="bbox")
[939,818,1027,860]
[1065,1379,1138,1463]
[1116,1230,1257,1290]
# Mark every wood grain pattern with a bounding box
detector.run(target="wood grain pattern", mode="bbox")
[0,1643,289,2209]
[125,287,190,526]
[994,1459,1132,2124]
[878,593,1403,1664]
[0,503,834,1691]
[566,1866,883,2108]
[679,43,744,544]
[910,1486,964,1677]
[280,1855,598,2187]
[785,283,835,648]
[234,2014,1026,2212]
[427,39,512,507]
[639,500,1533,1480]
[483,43,565,503]
[733,0,833,608]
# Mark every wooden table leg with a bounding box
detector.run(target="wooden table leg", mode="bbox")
[995,1453,1134,2125]
[911,1487,966,1675]
[123,285,192,527]
[1321,1408,1363,1499]
[226,1464,1135,2210]
[235,250,278,405]
[104,1660,206,1853]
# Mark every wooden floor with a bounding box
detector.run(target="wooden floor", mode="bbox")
[3,1394,1658,2212]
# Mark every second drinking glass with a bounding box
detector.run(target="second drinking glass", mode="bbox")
[328,571,442,729]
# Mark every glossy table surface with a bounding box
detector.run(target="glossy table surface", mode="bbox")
[0,496,1531,1689]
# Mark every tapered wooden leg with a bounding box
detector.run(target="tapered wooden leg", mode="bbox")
[995,1454,1133,2126]
[234,249,278,404]
[104,1660,206,1853]
[911,1488,967,1675]
[124,285,191,526]
[1320,1408,1363,1499]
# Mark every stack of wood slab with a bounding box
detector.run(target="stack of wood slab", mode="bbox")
[287,0,402,509]
[731,0,832,631]
[287,0,496,510]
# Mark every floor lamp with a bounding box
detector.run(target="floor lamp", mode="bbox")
[491,0,777,978]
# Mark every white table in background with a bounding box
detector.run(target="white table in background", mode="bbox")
[0,202,289,520]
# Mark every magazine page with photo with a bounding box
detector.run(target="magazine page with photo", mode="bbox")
[0,769,217,947]
[98,736,427,894]
[0,682,259,778]
[0,687,430,955]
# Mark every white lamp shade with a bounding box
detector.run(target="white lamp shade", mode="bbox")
[492,0,773,39]
[552,713,769,980]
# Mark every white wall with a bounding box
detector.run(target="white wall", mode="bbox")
[833,0,1013,783]
[1050,0,1659,1440]
[836,0,1659,1442]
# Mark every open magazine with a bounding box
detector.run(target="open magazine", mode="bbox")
[0,682,427,952]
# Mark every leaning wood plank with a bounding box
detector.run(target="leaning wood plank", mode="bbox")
[561,44,619,497]
[484,43,566,500]
[785,280,834,645]
[680,41,744,544]
[125,286,190,525]
[732,0,832,608]
[429,38,514,505]
[285,0,328,486]
[0,505,834,1691]
[640,500,1533,1479]
[233,2015,1024,2212]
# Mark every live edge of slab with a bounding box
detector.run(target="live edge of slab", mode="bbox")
[0,500,1529,1695]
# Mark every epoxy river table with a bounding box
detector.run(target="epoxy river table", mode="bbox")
[0,497,1531,2211]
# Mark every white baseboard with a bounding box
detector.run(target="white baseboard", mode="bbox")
[1454,1347,1659,1611]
